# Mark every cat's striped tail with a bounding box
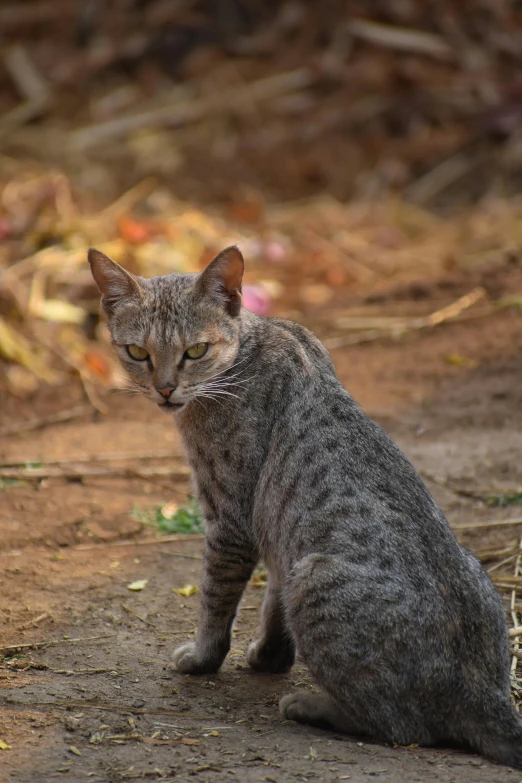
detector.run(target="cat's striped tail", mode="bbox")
[472,703,522,769]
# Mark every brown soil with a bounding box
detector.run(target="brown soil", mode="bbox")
[2,282,522,783]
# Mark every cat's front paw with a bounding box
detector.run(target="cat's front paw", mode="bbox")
[247,638,295,674]
[172,642,221,675]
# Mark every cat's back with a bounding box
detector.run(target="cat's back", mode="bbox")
[251,316,475,580]
[252,320,507,656]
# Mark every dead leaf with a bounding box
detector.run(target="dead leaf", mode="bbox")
[300,284,333,305]
[81,350,113,384]
[127,579,148,591]
[5,365,39,398]
[0,315,59,383]
[0,739,11,750]
[250,569,268,589]
[30,299,86,325]
[444,353,478,369]
[174,584,198,597]
[118,216,154,244]
[69,746,81,756]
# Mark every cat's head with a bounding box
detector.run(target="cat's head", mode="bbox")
[88,246,244,414]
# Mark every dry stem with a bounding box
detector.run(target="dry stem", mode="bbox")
[0,406,93,437]
[0,633,116,653]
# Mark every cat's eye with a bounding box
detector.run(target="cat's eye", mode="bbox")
[126,344,149,361]
[185,343,208,360]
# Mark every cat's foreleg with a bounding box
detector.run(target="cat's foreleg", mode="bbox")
[172,532,256,675]
[247,577,296,673]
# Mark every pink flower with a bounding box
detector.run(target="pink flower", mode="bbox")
[242,285,271,315]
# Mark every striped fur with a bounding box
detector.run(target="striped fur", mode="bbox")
[89,245,522,769]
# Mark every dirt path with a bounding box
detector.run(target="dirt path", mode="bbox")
[2,305,522,782]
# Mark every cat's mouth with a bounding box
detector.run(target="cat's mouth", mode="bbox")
[158,401,185,413]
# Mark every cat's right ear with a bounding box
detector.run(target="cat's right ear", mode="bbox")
[88,249,143,314]
[195,245,244,317]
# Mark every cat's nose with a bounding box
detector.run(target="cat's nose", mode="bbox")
[157,386,176,399]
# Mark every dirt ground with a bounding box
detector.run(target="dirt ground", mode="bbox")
[2,281,522,783]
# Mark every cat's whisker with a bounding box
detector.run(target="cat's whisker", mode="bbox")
[198,383,243,400]
[203,357,255,385]
[202,363,243,385]
[111,385,143,396]
[203,374,258,391]
[194,392,226,410]
[194,396,209,414]
[202,390,241,401]
[203,372,257,389]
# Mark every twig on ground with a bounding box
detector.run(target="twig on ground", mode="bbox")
[0,450,185,468]
[419,470,490,500]
[121,604,157,629]
[73,534,204,551]
[0,45,53,138]
[491,578,522,589]
[324,288,486,349]
[26,329,109,413]
[510,536,522,676]
[307,230,376,282]
[0,633,116,653]
[0,464,190,481]
[474,546,518,561]
[54,702,213,719]
[70,68,315,149]
[0,406,93,438]
[347,19,453,60]
[17,612,50,631]
[487,555,517,573]
[5,45,51,103]
[78,374,108,415]
[100,178,157,221]
[52,668,115,676]
[452,518,522,532]
[0,2,74,28]
[162,551,203,561]
[153,721,234,731]
[405,151,486,205]
[86,731,201,746]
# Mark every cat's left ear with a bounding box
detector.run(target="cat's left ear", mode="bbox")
[88,248,143,315]
[195,246,244,317]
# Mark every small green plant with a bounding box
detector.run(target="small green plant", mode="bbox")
[0,478,24,489]
[487,490,522,508]
[133,496,204,534]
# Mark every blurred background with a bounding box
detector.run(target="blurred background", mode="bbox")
[2,0,522,415]
[5,6,522,771]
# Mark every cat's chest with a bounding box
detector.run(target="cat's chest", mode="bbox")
[188,441,246,485]
[179,419,264,516]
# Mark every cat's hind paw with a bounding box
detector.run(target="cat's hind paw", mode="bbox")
[172,642,220,675]
[247,639,295,673]
[280,691,345,731]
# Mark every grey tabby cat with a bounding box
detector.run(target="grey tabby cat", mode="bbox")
[89,245,522,768]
